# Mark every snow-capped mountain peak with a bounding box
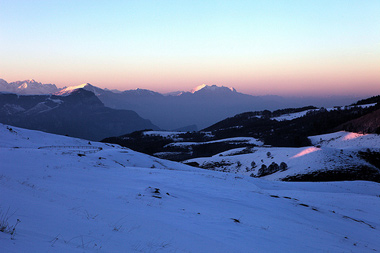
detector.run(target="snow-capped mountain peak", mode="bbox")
[163,91,185,96]
[191,84,237,93]
[191,84,207,93]
[55,83,103,96]
[0,79,60,95]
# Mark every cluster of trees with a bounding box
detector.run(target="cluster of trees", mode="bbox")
[251,162,288,177]
[353,95,380,106]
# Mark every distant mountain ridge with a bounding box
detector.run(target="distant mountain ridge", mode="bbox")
[0,89,159,140]
[61,82,360,130]
[1,78,363,130]
[0,79,60,95]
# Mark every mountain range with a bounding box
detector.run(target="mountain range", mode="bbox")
[0,89,158,140]
[0,79,60,95]
[0,78,362,130]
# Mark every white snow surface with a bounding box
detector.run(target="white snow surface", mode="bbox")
[272,110,313,121]
[309,131,380,149]
[1,124,380,252]
[55,83,101,96]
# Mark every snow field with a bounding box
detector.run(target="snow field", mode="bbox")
[1,124,380,252]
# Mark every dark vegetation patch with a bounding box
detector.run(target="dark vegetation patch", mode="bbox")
[184,162,200,167]
[200,160,233,170]
[253,162,288,177]
[282,166,380,183]
[191,142,256,158]
[103,129,257,161]
[103,129,173,155]
[358,150,380,170]
[352,95,380,106]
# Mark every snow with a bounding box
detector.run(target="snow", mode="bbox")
[166,137,263,148]
[272,110,313,121]
[184,131,380,179]
[0,79,60,95]
[191,84,236,93]
[272,103,377,122]
[55,83,90,95]
[191,84,208,93]
[309,131,380,149]
[1,124,380,252]
[358,103,377,108]
[48,98,63,104]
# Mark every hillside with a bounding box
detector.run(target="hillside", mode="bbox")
[335,108,380,134]
[1,124,380,252]
[103,101,379,163]
[184,131,380,183]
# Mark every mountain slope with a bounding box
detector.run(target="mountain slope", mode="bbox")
[0,89,159,140]
[1,124,380,252]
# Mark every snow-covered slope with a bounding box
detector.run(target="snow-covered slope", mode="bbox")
[184,131,380,181]
[1,124,380,252]
[309,131,380,149]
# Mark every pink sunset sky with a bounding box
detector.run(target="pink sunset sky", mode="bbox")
[1,1,379,96]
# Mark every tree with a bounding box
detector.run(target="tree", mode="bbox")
[257,164,268,177]
[268,162,279,174]
[280,162,288,171]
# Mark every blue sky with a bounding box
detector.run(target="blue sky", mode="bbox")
[1,0,379,95]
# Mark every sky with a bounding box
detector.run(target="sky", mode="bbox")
[0,0,379,96]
